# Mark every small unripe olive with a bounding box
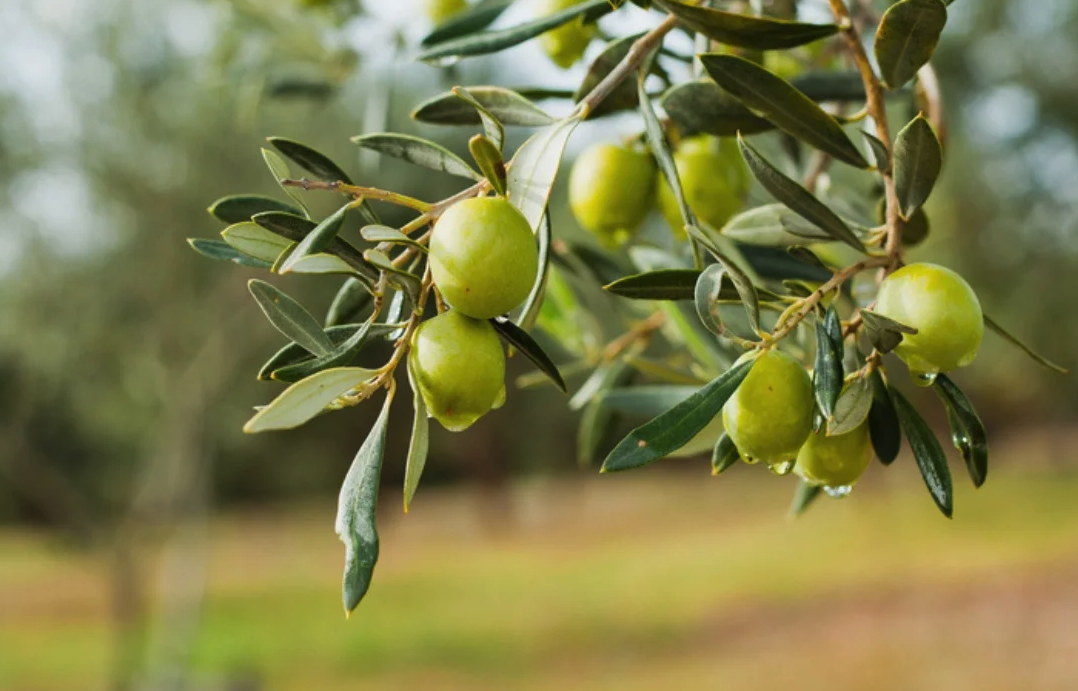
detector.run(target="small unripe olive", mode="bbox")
[424,0,467,24]
[722,349,814,465]
[794,420,873,489]
[429,197,539,320]
[656,135,750,236]
[536,0,595,68]
[875,263,983,381]
[568,142,657,248]
[409,311,506,432]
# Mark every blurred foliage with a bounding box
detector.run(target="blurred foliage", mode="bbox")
[0,0,1075,527]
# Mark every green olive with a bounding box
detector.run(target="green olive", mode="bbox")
[722,349,814,466]
[656,135,750,237]
[794,420,873,489]
[409,310,506,432]
[568,142,656,248]
[537,0,595,68]
[424,0,468,24]
[429,197,539,320]
[875,263,983,382]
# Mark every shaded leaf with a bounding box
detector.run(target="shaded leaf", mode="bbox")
[701,54,870,169]
[363,251,423,306]
[891,387,953,517]
[711,432,739,475]
[983,314,1068,374]
[789,480,823,517]
[453,87,506,151]
[468,134,507,195]
[270,319,376,382]
[351,133,481,180]
[738,136,865,251]
[863,132,891,173]
[416,0,616,63]
[411,86,555,126]
[261,148,310,217]
[336,391,392,615]
[933,374,988,488]
[893,115,942,218]
[187,238,272,269]
[605,269,700,301]
[828,377,873,436]
[258,324,395,381]
[515,210,553,331]
[598,385,699,417]
[861,309,917,354]
[868,369,902,465]
[874,0,948,90]
[268,136,354,184]
[640,65,694,229]
[490,317,567,392]
[573,32,643,118]
[787,245,828,270]
[281,203,350,273]
[360,225,427,250]
[661,80,772,138]
[248,279,334,356]
[506,115,581,231]
[601,359,753,472]
[403,359,430,512]
[654,0,839,50]
[420,0,514,47]
[813,306,844,419]
[244,367,377,433]
[208,194,301,224]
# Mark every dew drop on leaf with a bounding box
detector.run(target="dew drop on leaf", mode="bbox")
[824,484,853,498]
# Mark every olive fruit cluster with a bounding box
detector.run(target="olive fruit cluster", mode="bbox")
[568,135,750,246]
[410,197,539,432]
[720,263,983,492]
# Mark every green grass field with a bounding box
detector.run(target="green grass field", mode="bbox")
[3,452,1078,691]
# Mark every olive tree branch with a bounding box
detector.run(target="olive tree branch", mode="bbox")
[826,0,903,266]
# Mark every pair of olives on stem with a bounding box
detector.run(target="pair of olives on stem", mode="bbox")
[410,197,538,432]
[569,135,750,247]
[724,264,983,490]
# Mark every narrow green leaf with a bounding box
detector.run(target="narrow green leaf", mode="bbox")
[258,324,394,381]
[506,115,581,231]
[787,246,828,271]
[599,386,699,416]
[244,367,377,433]
[933,374,988,488]
[326,278,373,328]
[271,319,376,382]
[468,134,508,196]
[661,80,773,138]
[601,359,753,472]
[419,0,514,47]
[360,225,427,250]
[248,279,335,356]
[868,369,902,464]
[711,432,739,475]
[351,133,482,180]
[741,245,832,283]
[654,0,840,50]
[701,54,870,169]
[694,263,729,336]
[891,387,953,517]
[363,251,423,306]
[268,136,354,184]
[452,87,506,151]
[720,203,831,247]
[403,359,430,512]
[578,396,614,468]
[738,136,865,251]
[789,480,823,517]
[490,317,567,393]
[208,194,301,224]
[285,254,356,276]
[861,309,918,354]
[828,377,873,436]
[874,0,948,90]
[639,65,694,230]
[515,210,553,331]
[814,306,844,419]
[253,211,378,282]
[280,203,350,273]
[188,238,272,269]
[573,32,643,118]
[411,86,555,127]
[893,115,943,218]
[984,314,1068,374]
[416,0,615,63]
[336,392,392,615]
[605,269,700,300]
[221,221,292,265]
[862,132,891,173]
[261,148,310,217]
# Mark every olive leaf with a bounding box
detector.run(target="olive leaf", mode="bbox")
[506,115,581,231]
[360,225,427,251]
[261,148,310,218]
[411,86,555,127]
[403,359,430,513]
[257,324,396,381]
[453,87,506,151]
[861,309,918,354]
[653,0,840,50]
[490,317,567,393]
[813,306,844,419]
[694,263,731,336]
[336,391,392,615]
[867,369,902,465]
[268,136,354,184]
[598,386,699,416]
[605,269,701,301]
[573,32,644,118]
[324,278,372,328]
[187,238,272,269]
[789,480,823,517]
[248,279,335,356]
[874,0,948,90]
[893,115,943,219]
[244,367,379,433]
[221,222,292,265]
[661,80,772,138]
[700,54,870,169]
[933,374,988,488]
[515,210,553,332]
[468,134,508,195]
[270,318,376,382]
[601,359,753,472]
[711,432,739,475]
[419,0,514,48]
[984,314,1069,374]
[253,211,379,282]
[350,133,482,181]
[280,203,350,274]
[208,194,302,224]
[828,377,873,436]
[737,136,866,251]
[720,204,831,248]
[891,388,953,518]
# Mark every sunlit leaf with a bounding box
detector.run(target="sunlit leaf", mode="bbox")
[351,133,482,180]
[280,203,350,273]
[453,87,506,151]
[420,0,514,47]
[187,238,272,269]
[654,0,839,50]
[468,134,507,195]
[248,279,334,356]
[244,367,378,433]
[412,86,556,127]
[933,374,988,488]
[506,115,581,231]
[208,194,302,224]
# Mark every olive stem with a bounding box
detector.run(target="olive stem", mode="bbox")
[825,0,904,267]
[601,311,667,363]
